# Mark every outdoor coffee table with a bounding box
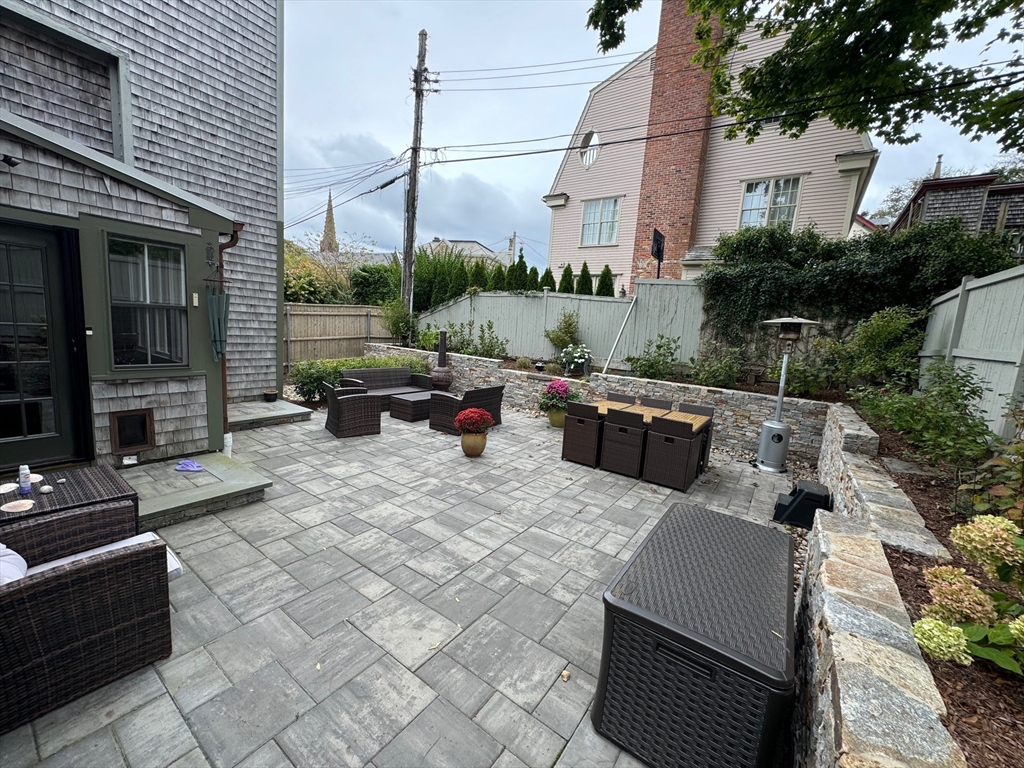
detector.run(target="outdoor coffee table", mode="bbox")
[0,465,139,532]
[390,391,432,422]
[593,503,794,768]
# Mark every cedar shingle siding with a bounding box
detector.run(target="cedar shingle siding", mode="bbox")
[921,186,988,231]
[7,0,281,401]
[1,17,115,156]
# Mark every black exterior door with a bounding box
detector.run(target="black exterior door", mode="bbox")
[0,224,89,470]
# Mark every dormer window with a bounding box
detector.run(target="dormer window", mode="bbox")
[580,131,600,168]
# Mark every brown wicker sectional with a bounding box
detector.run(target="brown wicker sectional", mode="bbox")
[335,367,433,411]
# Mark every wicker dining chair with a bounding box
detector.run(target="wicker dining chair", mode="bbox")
[0,503,171,734]
[640,396,672,410]
[677,402,715,474]
[606,392,636,404]
[322,383,381,437]
[600,408,647,478]
[643,415,702,492]
[562,402,603,467]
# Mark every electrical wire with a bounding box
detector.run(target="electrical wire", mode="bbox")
[438,49,648,74]
[284,171,408,229]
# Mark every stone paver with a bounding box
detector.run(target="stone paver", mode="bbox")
[14,410,791,767]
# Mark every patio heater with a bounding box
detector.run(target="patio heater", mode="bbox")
[755,317,818,473]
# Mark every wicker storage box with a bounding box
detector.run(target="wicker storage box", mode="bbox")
[593,504,794,768]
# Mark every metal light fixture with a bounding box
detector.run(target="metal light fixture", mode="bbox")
[755,316,819,473]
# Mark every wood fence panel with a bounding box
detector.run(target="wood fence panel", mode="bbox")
[283,304,393,367]
[919,265,1024,438]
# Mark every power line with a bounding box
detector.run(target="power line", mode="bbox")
[285,171,408,230]
[438,49,647,75]
[441,69,655,92]
[441,60,633,82]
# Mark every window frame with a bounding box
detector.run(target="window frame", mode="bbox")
[580,196,622,247]
[106,234,189,369]
[737,175,804,232]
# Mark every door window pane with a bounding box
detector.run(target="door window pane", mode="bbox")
[0,403,20,439]
[0,324,13,362]
[148,246,184,305]
[0,362,17,399]
[17,326,49,361]
[0,285,10,323]
[14,287,46,323]
[24,399,55,436]
[9,247,44,286]
[19,362,51,398]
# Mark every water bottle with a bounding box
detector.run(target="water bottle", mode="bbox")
[18,465,31,495]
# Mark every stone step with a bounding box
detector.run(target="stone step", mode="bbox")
[228,400,312,431]
[121,452,272,532]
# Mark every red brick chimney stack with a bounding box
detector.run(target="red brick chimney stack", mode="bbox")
[630,0,717,290]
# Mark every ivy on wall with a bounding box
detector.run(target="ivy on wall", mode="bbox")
[697,220,1016,345]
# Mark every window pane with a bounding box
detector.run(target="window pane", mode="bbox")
[581,201,601,245]
[0,284,11,323]
[111,306,148,365]
[24,399,55,436]
[148,245,185,306]
[0,324,13,362]
[741,180,770,227]
[17,326,49,361]
[109,240,146,302]
[149,307,187,365]
[0,402,20,439]
[9,247,44,286]
[0,362,17,400]
[14,287,46,323]
[19,362,51,398]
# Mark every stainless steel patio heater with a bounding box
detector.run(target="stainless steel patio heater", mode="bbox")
[756,317,819,473]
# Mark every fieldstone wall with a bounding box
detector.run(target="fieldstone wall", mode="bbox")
[818,405,949,559]
[365,344,828,461]
[91,376,209,465]
[796,514,966,768]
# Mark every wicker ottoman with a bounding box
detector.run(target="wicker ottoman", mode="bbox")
[592,503,794,768]
[390,391,432,422]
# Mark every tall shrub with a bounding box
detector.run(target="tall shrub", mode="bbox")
[576,262,593,295]
[488,263,506,291]
[558,264,575,293]
[595,265,615,296]
[430,266,450,307]
[527,266,540,291]
[539,268,557,291]
[469,260,489,289]
[350,263,399,305]
[450,260,470,300]
[507,252,528,292]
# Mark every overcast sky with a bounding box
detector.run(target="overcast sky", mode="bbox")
[284,1,1014,268]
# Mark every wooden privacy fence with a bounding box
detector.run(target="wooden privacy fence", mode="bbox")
[283,304,393,369]
[417,279,704,367]
[919,265,1024,438]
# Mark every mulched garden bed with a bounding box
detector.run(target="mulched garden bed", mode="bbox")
[875,426,1024,768]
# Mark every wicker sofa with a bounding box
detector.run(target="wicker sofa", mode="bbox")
[0,501,172,734]
[335,367,433,411]
[429,385,505,435]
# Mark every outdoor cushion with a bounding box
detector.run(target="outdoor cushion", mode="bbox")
[25,532,184,581]
[0,543,27,585]
[372,385,427,398]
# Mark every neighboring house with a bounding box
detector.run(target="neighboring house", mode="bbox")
[0,0,282,470]
[890,173,1024,259]
[849,213,879,238]
[544,0,878,291]
[420,237,506,266]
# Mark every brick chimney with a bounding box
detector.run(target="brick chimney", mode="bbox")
[630,0,716,289]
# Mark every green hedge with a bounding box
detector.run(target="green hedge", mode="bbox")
[292,354,431,402]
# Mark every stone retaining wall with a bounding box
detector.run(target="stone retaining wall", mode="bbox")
[365,344,827,462]
[798,404,961,766]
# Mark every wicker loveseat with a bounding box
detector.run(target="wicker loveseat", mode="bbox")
[429,385,505,435]
[336,367,433,411]
[0,501,172,734]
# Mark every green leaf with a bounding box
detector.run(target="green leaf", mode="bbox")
[957,623,989,642]
[997,563,1015,583]
[966,642,1023,674]
[987,591,1008,602]
[987,624,1015,646]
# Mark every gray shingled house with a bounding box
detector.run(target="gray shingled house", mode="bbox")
[0,0,283,470]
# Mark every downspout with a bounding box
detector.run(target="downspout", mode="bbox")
[218,222,245,438]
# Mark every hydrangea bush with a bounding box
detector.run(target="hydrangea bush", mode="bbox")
[913,516,1024,675]
[559,344,591,374]
[537,380,582,412]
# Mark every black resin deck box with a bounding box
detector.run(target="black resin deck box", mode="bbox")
[592,503,794,768]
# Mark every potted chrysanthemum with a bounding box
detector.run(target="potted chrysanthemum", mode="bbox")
[454,407,495,457]
[538,379,582,428]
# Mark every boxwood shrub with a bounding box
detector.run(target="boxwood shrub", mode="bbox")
[292,354,431,402]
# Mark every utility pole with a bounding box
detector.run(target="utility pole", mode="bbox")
[402,30,428,312]
[508,232,516,265]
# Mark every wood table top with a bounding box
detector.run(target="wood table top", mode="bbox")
[588,401,710,431]
[623,405,670,423]
[660,411,711,430]
[591,399,633,415]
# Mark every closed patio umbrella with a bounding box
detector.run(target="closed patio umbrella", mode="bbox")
[206,284,230,362]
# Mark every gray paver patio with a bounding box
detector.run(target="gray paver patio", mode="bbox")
[10,409,793,768]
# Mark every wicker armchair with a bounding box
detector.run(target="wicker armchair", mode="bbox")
[429,385,505,435]
[322,383,381,437]
[0,502,171,734]
[562,402,603,468]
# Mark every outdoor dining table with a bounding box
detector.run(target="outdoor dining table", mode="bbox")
[590,399,632,416]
